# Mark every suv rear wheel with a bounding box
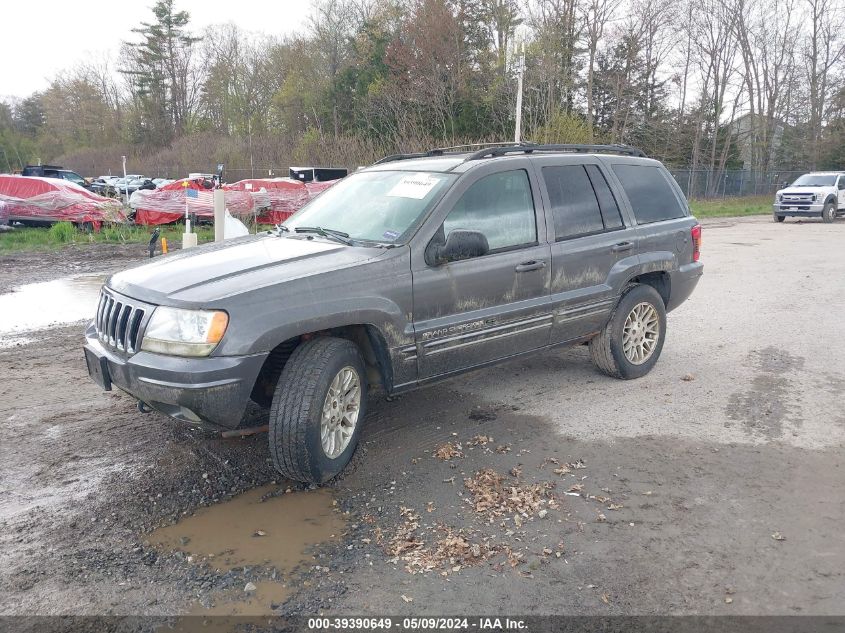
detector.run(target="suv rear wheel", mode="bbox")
[822,201,836,223]
[268,337,367,483]
[589,284,667,379]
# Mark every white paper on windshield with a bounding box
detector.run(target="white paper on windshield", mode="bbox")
[386,173,441,199]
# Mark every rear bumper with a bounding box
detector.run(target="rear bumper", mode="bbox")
[83,324,268,429]
[666,262,703,312]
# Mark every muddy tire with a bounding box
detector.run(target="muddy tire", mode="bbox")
[589,284,667,380]
[773,212,785,223]
[268,337,367,484]
[822,201,836,223]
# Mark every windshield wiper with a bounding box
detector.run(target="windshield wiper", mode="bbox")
[270,223,290,236]
[294,226,354,246]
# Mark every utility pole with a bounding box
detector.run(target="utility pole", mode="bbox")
[514,41,525,143]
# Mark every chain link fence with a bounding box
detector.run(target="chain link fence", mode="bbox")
[141,164,807,200]
[668,169,806,199]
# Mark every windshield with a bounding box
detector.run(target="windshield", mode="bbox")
[284,170,455,243]
[791,174,837,187]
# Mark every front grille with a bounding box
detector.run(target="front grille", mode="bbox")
[782,193,815,203]
[95,289,147,354]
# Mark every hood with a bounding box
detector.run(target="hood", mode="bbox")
[778,179,839,194]
[780,185,829,192]
[108,234,380,305]
[777,186,830,198]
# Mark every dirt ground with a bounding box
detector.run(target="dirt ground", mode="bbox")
[0,242,146,295]
[1,217,843,627]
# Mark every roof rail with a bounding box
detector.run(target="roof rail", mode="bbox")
[373,142,646,165]
[373,152,430,165]
[373,142,537,165]
[430,141,534,152]
[465,143,647,160]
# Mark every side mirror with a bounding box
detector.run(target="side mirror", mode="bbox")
[430,229,489,265]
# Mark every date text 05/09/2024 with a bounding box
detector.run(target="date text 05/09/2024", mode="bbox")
[307,617,528,631]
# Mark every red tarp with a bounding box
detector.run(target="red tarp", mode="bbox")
[0,175,126,224]
[132,177,340,226]
[225,178,310,224]
[132,178,255,226]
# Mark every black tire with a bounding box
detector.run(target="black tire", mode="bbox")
[589,284,667,380]
[268,337,367,484]
[822,201,836,223]
[773,212,785,222]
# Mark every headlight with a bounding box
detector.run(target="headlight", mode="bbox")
[777,193,782,202]
[141,307,228,357]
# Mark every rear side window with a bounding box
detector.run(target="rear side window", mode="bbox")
[612,164,686,224]
[542,165,623,240]
[443,170,536,251]
[585,165,624,230]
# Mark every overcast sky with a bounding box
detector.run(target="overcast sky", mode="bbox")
[1,0,309,100]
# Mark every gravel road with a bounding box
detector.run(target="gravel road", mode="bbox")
[0,217,843,625]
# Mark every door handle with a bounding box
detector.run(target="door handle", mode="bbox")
[515,260,546,273]
[611,241,634,253]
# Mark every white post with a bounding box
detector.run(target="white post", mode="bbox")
[182,193,198,248]
[121,155,128,205]
[514,41,525,143]
[214,188,225,242]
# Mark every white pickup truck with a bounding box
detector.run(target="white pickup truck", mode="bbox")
[773,172,845,223]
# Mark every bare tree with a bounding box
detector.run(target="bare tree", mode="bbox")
[582,0,622,138]
[803,0,845,168]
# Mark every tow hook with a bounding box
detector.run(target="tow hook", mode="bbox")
[137,401,153,414]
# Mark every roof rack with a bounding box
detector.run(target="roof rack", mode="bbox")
[465,143,647,160]
[373,142,646,165]
[373,142,536,165]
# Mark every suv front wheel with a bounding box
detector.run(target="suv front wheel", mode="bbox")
[268,337,367,483]
[590,284,667,379]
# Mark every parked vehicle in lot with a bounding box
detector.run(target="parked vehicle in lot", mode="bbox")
[773,172,845,223]
[83,143,703,483]
[111,176,149,197]
[20,165,90,190]
[89,176,121,197]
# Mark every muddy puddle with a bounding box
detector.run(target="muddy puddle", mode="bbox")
[149,484,345,618]
[0,273,105,337]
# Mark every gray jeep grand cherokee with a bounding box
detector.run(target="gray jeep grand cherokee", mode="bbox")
[84,144,703,483]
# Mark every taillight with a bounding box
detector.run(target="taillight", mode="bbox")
[691,224,702,262]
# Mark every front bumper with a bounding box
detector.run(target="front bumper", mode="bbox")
[83,323,268,429]
[773,203,824,216]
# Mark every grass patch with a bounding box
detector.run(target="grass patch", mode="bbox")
[48,221,77,243]
[0,222,218,254]
[689,196,772,218]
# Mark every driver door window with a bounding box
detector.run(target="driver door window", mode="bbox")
[442,170,537,252]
